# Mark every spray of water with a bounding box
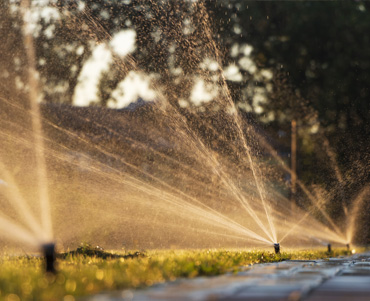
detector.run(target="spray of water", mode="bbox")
[0,0,365,251]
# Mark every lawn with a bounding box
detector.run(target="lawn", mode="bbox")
[0,245,358,300]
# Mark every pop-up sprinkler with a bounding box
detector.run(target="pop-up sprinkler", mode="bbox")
[327,243,332,253]
[42,243,56,273]
[346,243,350,251]
[274,243,280,254]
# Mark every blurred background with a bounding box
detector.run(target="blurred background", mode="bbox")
[1,0,369,244]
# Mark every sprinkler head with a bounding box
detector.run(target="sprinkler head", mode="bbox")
[42,243,56,273]
[274,243,280,254]
[346,243,350,251]
[327,243,332,253]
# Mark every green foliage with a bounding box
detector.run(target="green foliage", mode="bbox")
[0,247,358,300]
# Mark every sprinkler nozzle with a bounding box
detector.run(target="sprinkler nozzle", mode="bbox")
[327,243,332,253]
[42,243,56,273]
[274,243,280,254]
[346,243,350,251]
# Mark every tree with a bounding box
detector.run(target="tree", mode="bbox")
[0,1,27,104]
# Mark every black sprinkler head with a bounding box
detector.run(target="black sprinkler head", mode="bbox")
[346,243,350,251]
[42,243,56,273]
[327,243,332,253]
[274,243,280,254]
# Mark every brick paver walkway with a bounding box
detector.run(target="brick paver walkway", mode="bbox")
[87,251,370,301]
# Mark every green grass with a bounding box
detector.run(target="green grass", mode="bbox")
[0,246,360,301]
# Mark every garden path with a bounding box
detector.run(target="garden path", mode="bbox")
[86,251,370,301]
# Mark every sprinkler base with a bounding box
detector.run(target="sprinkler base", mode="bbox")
[327,243,332,253]
[42,243,56,273]
[274,243,280,254]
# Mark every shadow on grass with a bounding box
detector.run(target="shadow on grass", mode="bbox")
[57,244,146,260]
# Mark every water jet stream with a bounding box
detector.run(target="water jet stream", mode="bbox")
[0,214,38,247]
[20,0,52,241]
[246,125,347,241]
[0,159,45,238]
[1,0,361,252]
[157,102,276,243]
[64,1,278,244]
[183,2,277,243]
[0,110,271,244]
[31,102,276,244]
[322,137,346,203]
[346,186,370,244]
[192,2,277,243]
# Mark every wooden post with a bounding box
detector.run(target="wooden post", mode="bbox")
[291,119,297,212]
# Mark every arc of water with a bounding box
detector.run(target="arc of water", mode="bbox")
[21,0,53,240]
[58,146,271,243]
[161,111,275,243]
[0,96,225,205]
[279,197,347,244]
[2,95,275,244]
[322,137,347,208]
[0,159,45,237]
[294,179,344,239]
[178,108,277,243]
[216,167,276,243]
[68,1,278,244]
[143,84,275,243]
[61,4,276,243]
[346,186,369,244]
[32,116,271,244]
[185,118,346,246]
[0,214,39,247]
[157,91,276,243]
[252,130,347,242]
[194,227,272,246]
[190,2,277,243]
[231,117,277,243]
[94,148,271,243]
[267,196,344,244]
[0,100,244,242]
[124,182,271,243]
[81,193,272,245]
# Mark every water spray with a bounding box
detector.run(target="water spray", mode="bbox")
[42,243,56,273]
[274,243,280,254]
[327,243,331,253]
